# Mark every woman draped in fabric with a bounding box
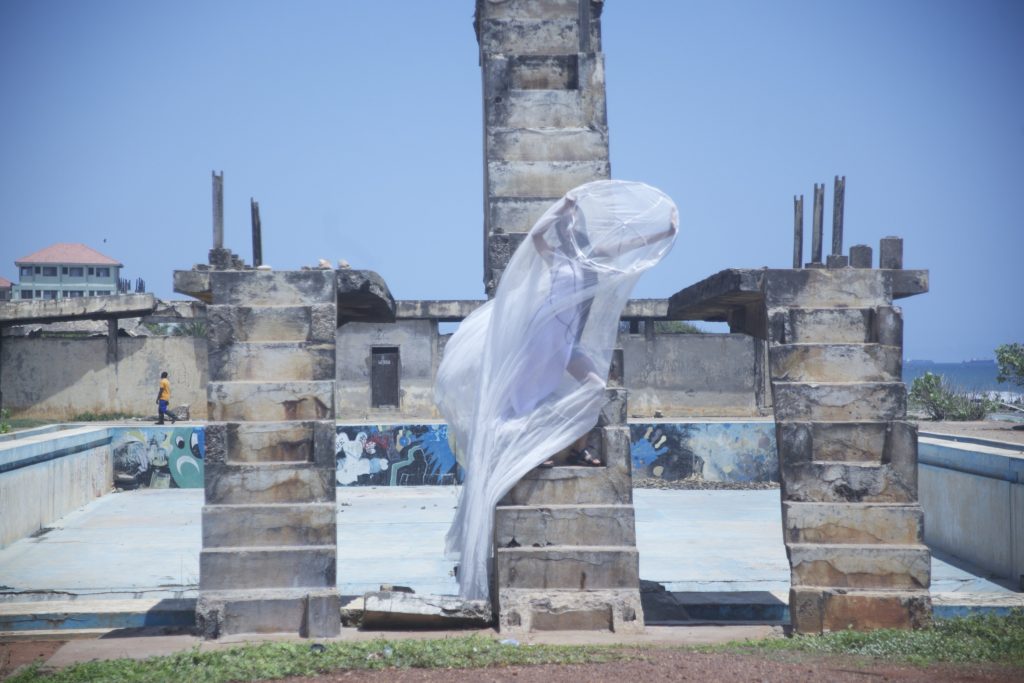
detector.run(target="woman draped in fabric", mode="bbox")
[435,180,679,600]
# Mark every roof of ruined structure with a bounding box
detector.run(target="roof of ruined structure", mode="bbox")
[15,243,122,267]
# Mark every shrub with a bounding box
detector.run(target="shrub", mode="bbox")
[0,408,10,434]
[995,343,1024,388]
[909,372,997,421]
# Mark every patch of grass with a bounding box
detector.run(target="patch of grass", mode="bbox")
[70,411,139,422]
[8,635,629,683]
[709,611,1024,667]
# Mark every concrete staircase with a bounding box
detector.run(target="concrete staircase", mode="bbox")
[766,273,931,632]
[492,386,645,633]
[478,0,610,295]
[195,271,341,638]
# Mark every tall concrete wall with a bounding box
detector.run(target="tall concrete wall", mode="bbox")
[335,319,439,419]
[1,335,208,420]
[619,332,765,417]
[1,324,764,421]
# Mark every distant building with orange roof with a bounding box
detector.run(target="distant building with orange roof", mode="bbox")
[13,243,123,300]
[0,275,12,301]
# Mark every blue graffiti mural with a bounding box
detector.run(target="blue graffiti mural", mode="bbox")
[336,424,463,487]
[630,422,778,483]
[111,426,205,489]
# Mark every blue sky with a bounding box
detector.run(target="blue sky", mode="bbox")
[1,0,1021,361]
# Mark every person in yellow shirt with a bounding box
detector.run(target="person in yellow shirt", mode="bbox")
[156,371,177,425]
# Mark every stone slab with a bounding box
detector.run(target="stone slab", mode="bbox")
[202,503,336,548]
[208,270,335,307]
[196,588,339,638]
[208,342,335,382]
[207,381,334,422]
[199,547,335,591]
[358,591,492,629]
[204,421,335,466]
[205,462,335,505]
[487,160,610,198]
[790,587,931,634]
[507,54,579,90]
[489,197,561,234]
[206,304,334,345]
[768,344,901,383]
[782,502,923,545]
[494,546,639,590]
[497,588,644,634]
[494,504,636,548]
[788,543,931,589]
[489,90,586,128]
[781,461,916,504]
[478,0,581,21]
[500,465,631,506]
[488,127,608,162]
[769,307,873,345]
[771,382,906,422]
[479,17,586,55]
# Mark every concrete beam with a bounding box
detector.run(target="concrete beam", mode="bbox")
[0,294,156,327]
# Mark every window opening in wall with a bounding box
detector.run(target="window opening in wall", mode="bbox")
[42,266,57,276]
[371,347,400,408]
[20,266,32,277]
[96,267,111,277]
[69,267,84,277]
[88,267,94,275]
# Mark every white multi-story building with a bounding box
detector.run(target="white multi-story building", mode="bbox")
[12,243,123,300]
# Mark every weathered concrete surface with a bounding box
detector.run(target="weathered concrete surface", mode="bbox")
[0,427,112,548]
[204,421,334,465]
[768,344,901,383]
[207,381,334,422]
[204,463,336,505]
[0,294,157,326]
[496,589,643,634]
[196,589,340,638]
[495,505,637,549]
[336,269,396,324]
[202,503,336,548]
[208,342,335,382]
[790,588,932,633]
[495,546,639,590]
[199,547,336,590]
[206,304,336,344]
[782,502,923,545]
[0,335,208,420]
[394,300,482,321]
[357,591,492,629]
[787,544,931,589]
[772,382,906,422]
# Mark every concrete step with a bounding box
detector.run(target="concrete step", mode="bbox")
[488,127,608,162]
[500,465,632,506]
[209,341,335,382]
[199,546,335,591]
[776,420,916,467]
[506,54,579,90]
[494,504,636,548]
[788,543,930,590]
[203,503,336,548]
[205,462,335,505]
[207,270,335,307]
[770,306,901,346]
[489,196,563,234]
[781,459,917,504]
[479,0,580,22]
[769,344,901,383]
[488,159,610,199]
[496,587,643,633]
[494,546,639,590]
[489,90,586,128]
[206,303,335,344]
[782,502,923,545]
[790,587,931,633]
[479,17,587,56]
[197,588,339,638]
[207,380,334,422]
[771,381,907,422]
[204,420,335,465]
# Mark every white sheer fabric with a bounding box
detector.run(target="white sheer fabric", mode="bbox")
[435,180,679,600]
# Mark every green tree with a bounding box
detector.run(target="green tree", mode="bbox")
[995,343,1024,387]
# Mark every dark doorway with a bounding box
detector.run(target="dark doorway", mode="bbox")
[371,347,400,408]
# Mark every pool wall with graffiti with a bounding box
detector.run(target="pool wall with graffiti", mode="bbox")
[112,426,205,490]
[100,420,778,489]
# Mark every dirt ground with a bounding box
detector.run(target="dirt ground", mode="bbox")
[3,642,1021,682]
[913,419,1024,446]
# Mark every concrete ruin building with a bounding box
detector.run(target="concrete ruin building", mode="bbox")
[0,0,934,638]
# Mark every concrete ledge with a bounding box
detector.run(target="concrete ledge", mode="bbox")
[0,293,156,326]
